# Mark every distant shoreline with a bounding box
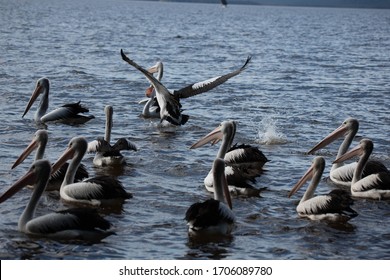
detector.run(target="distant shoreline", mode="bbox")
[136,0,390,9]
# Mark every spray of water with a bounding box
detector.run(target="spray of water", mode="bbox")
[255,117,287,145]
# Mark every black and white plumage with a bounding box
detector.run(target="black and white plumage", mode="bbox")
[52,136,132,207]
[121,49,251,126]
[308,118,388,187]
[87,105,137,166]
[11,129,88,191]
[139,61,162,119]
[0,159,113,241]
[333,139,390,200]
[22,78,94,125]
[190,120,268,196]
[185,158,235,236]
[288,156,358,222]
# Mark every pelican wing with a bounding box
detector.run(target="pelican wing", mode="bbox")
[185,199,235,230]
[26,208,111,234]
[352,172,390,192]
[40,101,94,123]
[299,190,356,216]
[173,56,251,99]
[87,138,111,153]
[362,160,389,177]
[83,176,132,199]
[112,138,138,152]
[331,163,355,184]
[225,144,269,166]
[120,49,168,94]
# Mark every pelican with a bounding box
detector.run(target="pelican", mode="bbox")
[11,129,88,191]
[88,105,137,166]
[333,139,390,199]
[190,120,268,196]
[52,136,133,207]
[307,118,388,187]
[121,49,251,126]
[0,159,114,241]
[185,158,235,236]
[140,88,160,119]
[288,156,358,222]
[139,61,162,119]
[22,78,94,125]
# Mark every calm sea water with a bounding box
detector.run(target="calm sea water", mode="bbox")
[0,0,390,260]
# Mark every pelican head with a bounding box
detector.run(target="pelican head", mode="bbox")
[288,156,325,198]
[22,78,50,118]
[51,136,88,175]
[145,61,163,98]
[0,159,51,203]
[147,61,163,76]
[307,118,359,154]
[190,120,237,149]
[333,138,373,164]
[12,129,48,169]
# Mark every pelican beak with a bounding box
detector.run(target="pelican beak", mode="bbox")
[11,139,39,169]
[0,170,36,203]
[307,124,349,154]
[22,84,42,118]
[190,125,223,149]
[51,147,75,175]
[147,64,159,74]
[333,143,363,164]
[288,164,314,198]
[145,85,154,97]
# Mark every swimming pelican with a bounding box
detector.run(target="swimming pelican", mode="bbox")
[88,105,137,166]
[307,118,388,187]
[288,156,358,222]
[190,120,268,196]
[121,49,251,126]
[185,158,235,236]
[0,159,114,241]
[22,78,94,125]
[52,136,133,207]
[333,139,390,200]
[11,129,88,191]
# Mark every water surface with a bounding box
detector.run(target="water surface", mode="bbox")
[0,0,390,259]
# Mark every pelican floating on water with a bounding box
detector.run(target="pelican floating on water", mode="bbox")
[11,129,88,191]
[52,136,133,207]
[121,49,251,126]
[0,159,113,241]
[308,118,388,187]
[190,120,268,196]
[288,156,358,222]
[88,105,137,166]
[185,158,235,236]
[333,139,390,200]
[22,78,94,125]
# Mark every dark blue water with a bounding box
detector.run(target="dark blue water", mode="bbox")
[0,0,389,259]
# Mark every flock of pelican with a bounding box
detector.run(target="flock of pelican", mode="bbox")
[1,50,389,242]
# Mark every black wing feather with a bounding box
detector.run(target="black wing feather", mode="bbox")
[173,56,251,99]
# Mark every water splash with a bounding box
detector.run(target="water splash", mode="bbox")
[255,117,287,145]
